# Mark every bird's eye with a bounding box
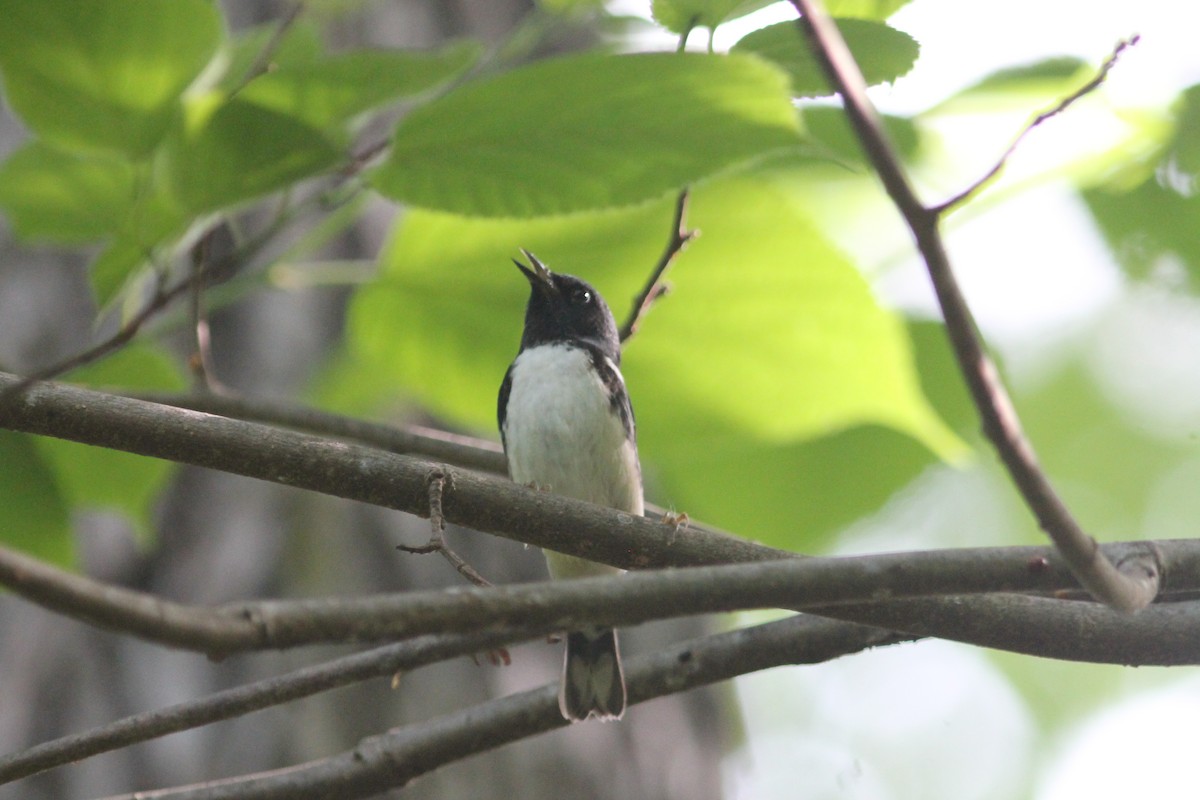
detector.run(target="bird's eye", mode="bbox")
[570,289,591,306]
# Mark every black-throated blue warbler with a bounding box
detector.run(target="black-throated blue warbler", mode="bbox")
[498,250,641,722]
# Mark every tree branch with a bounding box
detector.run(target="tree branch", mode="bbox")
[0,629,538,786]
[0,502,1193,665]
[227,2,306,99]
[0,373,1188,660]
[618,188,695,342]
[931,36,1140,215]
[788,0,1158,612]
[0,372,779,574]
[131,391,509,475]
[92,615,904,800]
[396,470,494,587]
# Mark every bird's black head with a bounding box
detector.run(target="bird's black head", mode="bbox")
[514,250,621,363]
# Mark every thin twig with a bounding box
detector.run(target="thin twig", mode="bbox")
[932,36,1140,215]
[618,189,696,342]
[227,2,306,99]
[788,0,1159,613]
[1,275,201,400]
[397,471,494,588]
[187,229,228,394]
[2,206,295,401]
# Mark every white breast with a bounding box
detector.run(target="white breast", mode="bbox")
[504,344,644,520]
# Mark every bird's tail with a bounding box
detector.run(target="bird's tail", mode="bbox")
[560,627,626,722]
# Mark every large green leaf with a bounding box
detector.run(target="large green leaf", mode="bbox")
[373,52,801,216]
[0,432,73,566]
[343,173,961,548]
[161,95,341,214]
[732,18,919,98]
[0,0,222,157]
[34,345,185,542]
[625,176,958,451]
[238,42,480,137]
[0,141,137,243]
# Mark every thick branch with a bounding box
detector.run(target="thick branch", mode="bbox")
[0,525,1193,664]
[0,373,1186,662]
[93,615,902,800]
[788,0,1157,612]
[0,372,779,573]
[134,391,509,475]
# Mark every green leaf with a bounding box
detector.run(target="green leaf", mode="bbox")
[161,95,341,214]
[538,0,608,10]
[1078,85,1200,287]
[34,345,185,542]
[0,432,73,566]
[626,176,960,453]
[1168,85,1200,179]
[238,42,481,136]
[343,173,961,549]
[823,0,913,18]
[802,105,920,163]
[651,0,777,32]
[957,56,1087,96]
[374,52,801,216]
[0,141,137,243]
[732,18,919,98]
[0,0,223,157]
[1083,176,1200,287]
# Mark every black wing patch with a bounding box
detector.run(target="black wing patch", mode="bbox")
[497,363,514,451]
[584,345,636,444]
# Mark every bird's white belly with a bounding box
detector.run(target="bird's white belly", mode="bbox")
[503,345,643,579]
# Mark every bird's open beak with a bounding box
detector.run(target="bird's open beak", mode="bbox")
[513,249,554,289]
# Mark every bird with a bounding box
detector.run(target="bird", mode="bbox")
[497,249,642,722]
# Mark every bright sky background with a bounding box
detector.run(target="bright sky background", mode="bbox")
[611,2,1200,798]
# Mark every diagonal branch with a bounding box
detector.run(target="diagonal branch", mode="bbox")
[788,0,1159,612]
[618,189,696,342]
[91,616,907,800]
[932,36,1140,215]
[0,628,537,786]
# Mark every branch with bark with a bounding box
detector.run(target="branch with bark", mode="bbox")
[0,372,1192,668]
[91,616,902,800]
[788,0,1155,612]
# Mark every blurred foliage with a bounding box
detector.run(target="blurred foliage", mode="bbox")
[374,52,802,216]
[1082,84,1200,287]
[0,6,1198,773]
[732,18,919,98]
[0,0,1191,559]
[344,175,962,548]
[1,1,1200,797]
